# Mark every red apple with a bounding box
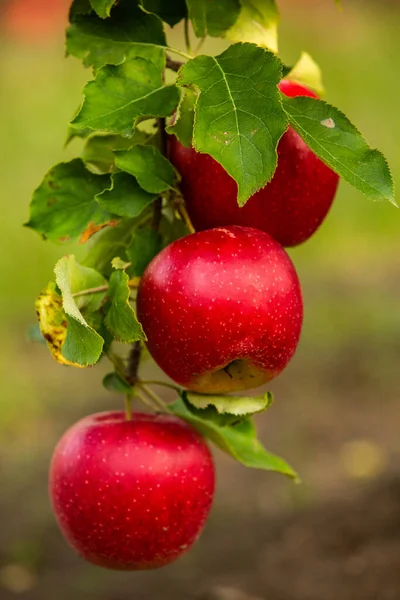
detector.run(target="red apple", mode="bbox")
[137,226,303,394]
[2,0,69,43]
[49,411,215,570]
[168,80,339,247]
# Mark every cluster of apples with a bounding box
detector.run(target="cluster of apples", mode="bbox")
[49,81,339,570]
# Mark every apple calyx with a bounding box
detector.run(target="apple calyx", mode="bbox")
[189,358,276,394]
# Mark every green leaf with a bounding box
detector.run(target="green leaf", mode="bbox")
[285,52,325,97]
[159,212,190,245]
[103,372,132,394]
[54,256,106,366]
[185,391,273,416]
[104,270,146,343]
[170,397,297,478]
[82,134,133,172]
[186,0,240,37]
[69,0,92,19]
[26,159,111,243]
[126,227,162,277]
[89,0,114,18]
[111,256,132,270]
[141,0,187,27]
[115,145,176,193]
[177,43,287,205]
[67,0,166,70]
[83,218,136,276]
[97,172,156,218]
[224,0,279,53]
[282,96,396,205]
[71,56,180,136]
[166,88,196,148]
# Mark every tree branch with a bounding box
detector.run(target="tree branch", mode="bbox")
[166,56,184,72]
[126,341,142,386]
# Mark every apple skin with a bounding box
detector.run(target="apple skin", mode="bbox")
[168,80,339,247]
[49,411,215,571]
[136,226,303,394]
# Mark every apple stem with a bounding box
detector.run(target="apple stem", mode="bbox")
[184,17,192,55]
[194,37,206,56]
[125,395,133,421]
[138,383,173,414]
[138,380,181,393]
[135,389,161,412]
[177,201,196,235]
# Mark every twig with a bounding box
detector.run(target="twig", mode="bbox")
[152,117,168,231]
[135,388,160,412]
[138,379,181,393]
[138,382,173,414]
[177,201,196,234]
[125,341,141,386]
[184,17,192,55]
[195,37,206,55]
[166,56,183,72]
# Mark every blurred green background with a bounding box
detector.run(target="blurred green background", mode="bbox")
[0,0,399,598]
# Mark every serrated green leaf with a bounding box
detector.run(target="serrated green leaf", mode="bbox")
[141,0,187,27]
[186,0,240,37]
[178,43,287,205]
[71,56,180,136]
[126,227,162,277]
[105,270,146,342]
[115,145,176,193]
[83,134,133,172]
[224,0,279,53]
[26,159,111,243]
[166,88,196,148]
[97,172,156,218]
[55,256,106,366]
[170,397,297,478]
[286,52,325,97]
[89,0,114,18]
[185,391,273,416]
[69,0,92,20]
[282,95,396,205]
[83,218,137,276]
[67,0,166,70]
[111,256,131,270]
[103,372,132,394]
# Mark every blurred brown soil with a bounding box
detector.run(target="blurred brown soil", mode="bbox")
[1,476,400,600]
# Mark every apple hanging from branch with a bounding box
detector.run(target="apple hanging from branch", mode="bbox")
[168,81,340,247]
[137,226,303,394]
[49,411,215,571]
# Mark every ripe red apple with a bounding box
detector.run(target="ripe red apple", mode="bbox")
[49,411,215,570]
[2,0,69,43]
[137,226,303,394]
[168,80,339,247]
